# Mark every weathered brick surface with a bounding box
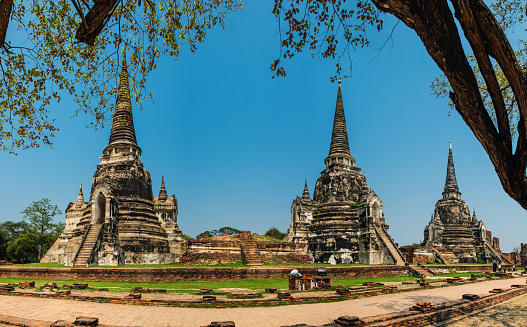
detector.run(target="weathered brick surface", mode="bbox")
[424,264,511,273]
[335,285,527,327]
[74,317,99,326]
[20,280,35,288]
[179,251,242,265]
[0,265,407,282]
[207,322,235,327]
[282,287,527,327]
[230,292,261,299]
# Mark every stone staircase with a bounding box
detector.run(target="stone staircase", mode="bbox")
[374,225,406,265]
[431,248,451,264]
[73,224,103,267]
[408,265,435,277]
[485,242,513,264]
[240,231,263,266]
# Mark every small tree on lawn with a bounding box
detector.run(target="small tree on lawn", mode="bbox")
[21,198,63,259]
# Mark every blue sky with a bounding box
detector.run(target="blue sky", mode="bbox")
[1,2,525,252]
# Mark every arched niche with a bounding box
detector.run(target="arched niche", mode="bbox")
[371,201,381,221]
[94,192,106,224]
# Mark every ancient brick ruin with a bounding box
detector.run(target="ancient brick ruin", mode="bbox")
[179,232,311,265]
[41,57,184,266]
[285,81,405,265]
[421,142,510,264]
[519,243,527,266]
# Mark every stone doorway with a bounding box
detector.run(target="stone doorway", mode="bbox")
[94,192,106,224]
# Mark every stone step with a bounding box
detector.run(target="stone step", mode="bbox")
[73,224,103,267]
[374,226,405,265]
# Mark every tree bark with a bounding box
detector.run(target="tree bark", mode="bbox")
[75,0,119,46]
[372,0,527,210]
[0,0,14,47]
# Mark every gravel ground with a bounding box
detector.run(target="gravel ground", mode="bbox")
[447,293,527,326]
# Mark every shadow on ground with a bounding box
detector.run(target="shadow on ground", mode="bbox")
[448,294,527,327]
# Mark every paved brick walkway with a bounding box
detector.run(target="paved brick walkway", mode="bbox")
[448,292,527,327]
[0,278,524,327]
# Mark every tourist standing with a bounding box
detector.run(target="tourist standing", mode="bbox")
[492,261,497,272]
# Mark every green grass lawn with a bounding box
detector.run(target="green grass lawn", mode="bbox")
[0,277,290,293]
[0,272,490,293]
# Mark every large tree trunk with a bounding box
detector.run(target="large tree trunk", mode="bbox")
[0,0,14,47]
[372,0,527,210]
[75,0,120,46]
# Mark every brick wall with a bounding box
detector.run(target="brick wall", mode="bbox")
[485,230,492,243]
[180,239,311,265]
[502,252,519,264]
[0,265,407,282]
[256,242,307,254]
[405,247,434,264]
[424,264,510,273]
[492,237,501,252]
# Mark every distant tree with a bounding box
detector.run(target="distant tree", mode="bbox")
[0,228,6,260]
[21,198,63,259]
[6,233,39,263]
[0,221,31,240]
[216,227,240,236]
[21,199,62,235]
[513,246,521,254]
[265,227,287,240]
[196,227,241,239]
[183,234,194,241]
[0,221,31,260]
[196,231,212,240]
[399,243,421,252]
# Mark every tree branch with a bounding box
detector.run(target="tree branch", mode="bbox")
[0,0,14,47]
[372,0,527,209]
[469,0,527,169]
[451,0,512,152]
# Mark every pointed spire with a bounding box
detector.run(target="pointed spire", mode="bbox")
[472,209,478,221]
[77,182,84,204]
[158,175,168,202]
[302,178,311,200]
[328,80,351,157]
[442,141,462,200]
[108,54,138,146]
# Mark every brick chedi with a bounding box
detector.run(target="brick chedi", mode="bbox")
[285,179,313,244]
[285,81,405,265]
[422,142,510,264]
[42,57,183,266]
[153,175,185,258]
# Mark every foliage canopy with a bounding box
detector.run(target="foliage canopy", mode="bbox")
[2,0,527,211]
[196,226,241,239]
[0,0,242,153]
[0,198,65,261]
[264,226,287,240]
